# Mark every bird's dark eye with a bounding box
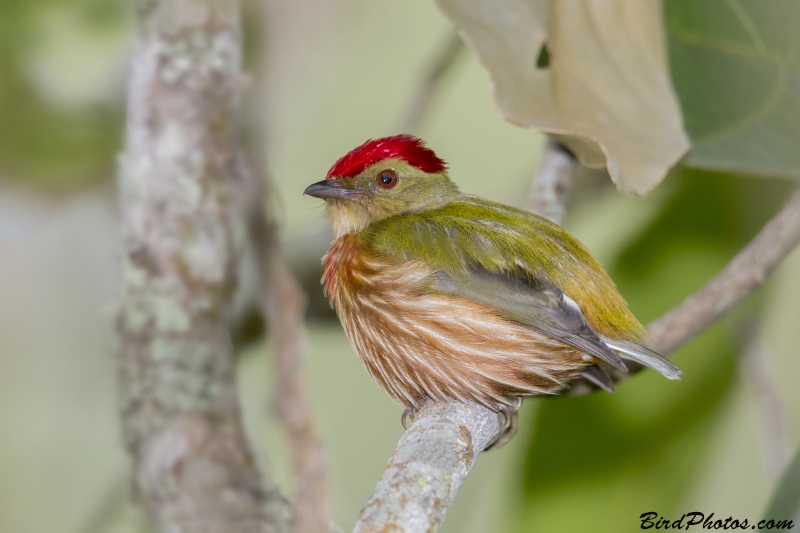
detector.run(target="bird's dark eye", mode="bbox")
[376,169,398,189]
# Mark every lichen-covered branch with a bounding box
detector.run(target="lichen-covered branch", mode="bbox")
[524,136,576,224]
[116,1,287,531]
[400,32,465,134]
[352,402,500,533]
[646,187,800,356]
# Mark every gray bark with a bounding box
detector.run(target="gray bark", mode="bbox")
[524,136,575,224]
[116,1,287,531]
[352,402,500,533]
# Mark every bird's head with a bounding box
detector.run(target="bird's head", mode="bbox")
[304,135,459,236]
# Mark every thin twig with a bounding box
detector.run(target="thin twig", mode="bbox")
[647,187,800,356]
[738,317,790,480]
[249,193,331,533]
[524,136,576,224]
[400,33,465,134]
[116,1,287,531]
[241,0,331,527]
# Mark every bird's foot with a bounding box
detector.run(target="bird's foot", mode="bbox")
[485,397,523,451]
[401,406,417,430]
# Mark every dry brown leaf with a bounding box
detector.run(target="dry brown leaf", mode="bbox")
[435,0,691,195]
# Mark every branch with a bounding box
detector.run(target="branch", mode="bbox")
[738,317,790,480]
[400,33,465,134]
[523,136,576,224]
[647,187,800,356]
[352,402,500,532]
[240,0,330,526]
[249,194,331,533]
[116,1,287,531]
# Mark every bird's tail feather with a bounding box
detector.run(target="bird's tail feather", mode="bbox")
[602,338,682,380]
[581,364,615,393]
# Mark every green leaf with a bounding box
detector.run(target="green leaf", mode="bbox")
[762,445,800,524]
[666,0,800,179]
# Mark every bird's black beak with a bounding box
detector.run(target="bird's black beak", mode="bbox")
[303,179,358,200]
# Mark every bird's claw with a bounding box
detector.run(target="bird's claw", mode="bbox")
[485,397,522,451]
[401,406,417,430]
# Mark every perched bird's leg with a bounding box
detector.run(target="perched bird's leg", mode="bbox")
[484,397,523,451]
[401,406,417,430]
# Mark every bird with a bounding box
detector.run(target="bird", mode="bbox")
[304,134,680,449]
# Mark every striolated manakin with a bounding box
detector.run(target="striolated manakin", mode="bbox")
[304,135,680,449]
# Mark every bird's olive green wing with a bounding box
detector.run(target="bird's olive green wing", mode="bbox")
[360,196,641,337]
[359,196,681,381]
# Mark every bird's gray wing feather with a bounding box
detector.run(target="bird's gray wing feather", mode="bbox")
[601,338,681,380]
[430,266,628,372]
[580,365,615,393]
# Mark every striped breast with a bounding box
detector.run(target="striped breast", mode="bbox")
[322,235,586,410]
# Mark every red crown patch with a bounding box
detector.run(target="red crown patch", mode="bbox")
[326,135,447,179]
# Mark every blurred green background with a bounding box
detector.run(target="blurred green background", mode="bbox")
[1,1,799,532]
